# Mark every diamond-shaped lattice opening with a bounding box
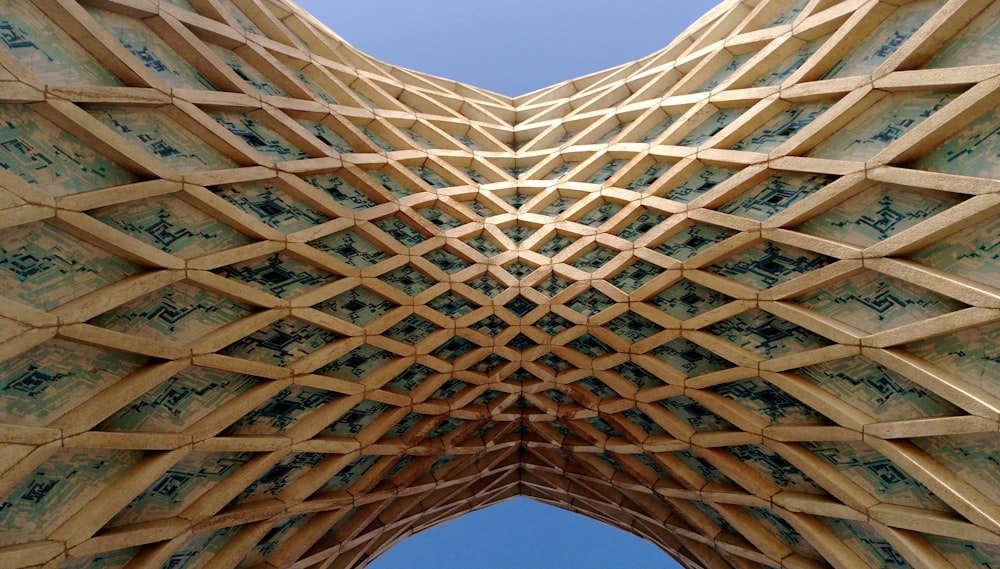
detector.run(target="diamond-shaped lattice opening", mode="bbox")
[796,356,961,421]
[214,253,336,298]
[907,214,1000,289]
[322,400,389,437]
[797,270,966,333]
[677,107,746,147]
[539,195,579,216]
[612,361,665,389]
[221,317,338,367]
[215,111,309,162]
[664,165,738,203]
[427,418,464,439]
[795,182,964,247]
[210,179,330,234]
[508,333,538,351]
[90,282,253,345]
[535,274,573,297]
[622,407,667,436]
[232,452,325,504]
[536,233,574,257]
[652,338,734,377]
[379,264,435,296]
[585,160,628,185]
[543,388,572,405]
[719,172,837,221]
[569,334,613,357]
[98,367,256,433]
[465,273,505,298]
[731,100,832,153]
[573,376,617,400]
[316,287,397,326]
[498,190,535,209]
[711,377,832,425]
[472,353,508,373]
[423,248,471,274]
[570,245,619,272]
[503,260,538,279]
[624,162,674,192]
[708,309,832,359]
[659,395,736,432]
[431,336,477,362]
[410,165,451,189]
[473,390,504,406]
[321,454,379,492]
[656,221,734,260]
[374,215,427,247]
[536,353,573,372]
[382,363,435,394]
[0,221,143,311]
[311,230,389,268]
[0,339,147,427]
[536,312,574,336]
[298,119,353,153]
[542,162,578,181]
[366,169,413,198]
[93,194,251,257]
[416,206,463,230]
[606,311,665,343]
[504,295,537,318]
[568,288,614,317]
[616,211,670,242]
[471,314,508,337]
[708,241,832,289]
[648,279,733,320]
[305,173,377,211]
[383,314,439,344]
[225,385,337,435]
[577,201,624,227]
[383,412,423,439]
[584,416,621,437]
[429,291,477,318]
[465,234,503,257]
[316,344,396,381]
[610,259,665,292]
[500,223,536,245]
[431,378,469,399]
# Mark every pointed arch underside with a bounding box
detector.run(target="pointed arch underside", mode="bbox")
[0,0,998,568]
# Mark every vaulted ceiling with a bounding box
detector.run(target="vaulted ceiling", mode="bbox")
[0,0,999,568]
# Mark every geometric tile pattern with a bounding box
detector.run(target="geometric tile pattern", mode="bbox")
[0,1,998,569]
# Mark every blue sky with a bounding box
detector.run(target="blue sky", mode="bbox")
[290,1,720,566]
[295,0,722,96]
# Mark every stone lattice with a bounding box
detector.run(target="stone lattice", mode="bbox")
[0,0,999,567]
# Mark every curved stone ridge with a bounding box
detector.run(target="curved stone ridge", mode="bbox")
[0,0,999,567]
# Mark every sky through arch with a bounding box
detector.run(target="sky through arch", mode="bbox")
[367,497,684,568]
[294,0,723,96]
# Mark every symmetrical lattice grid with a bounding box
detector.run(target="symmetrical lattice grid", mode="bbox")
[0,0,998,567]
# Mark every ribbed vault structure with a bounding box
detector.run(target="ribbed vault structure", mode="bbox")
[0,0,999,567]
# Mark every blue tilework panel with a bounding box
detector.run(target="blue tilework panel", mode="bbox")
[89,105,236,173]
[107,451,253,526]
[647,279,733,320]
[663,165,737,203]
[707,241,831,289]
[797,356,961,420]
[212,180,331,234]
[719,172,836,221]
[731,101,831,153]
[162,525,241,569]
[795,182,963,247]
[298,119,353,153]
[923,534,1000,569]
[93,194,252,258]
[209,44,287,97]
[824,518,914,569]
[907,214,1000,289]
[677,107,746,147]
[659,395,735,432]
[727,444,824,493]
[304,173,377,211]
[311,230,388,268]
[708,309,832,359]
[656,221,734,260]
[805,440,953,510]
[90,281,253,345]
[316,287,396,326]
[225,385,337,435]
[695,52,754,93]
[823,0,943,79]
[752,36,826,87]
[807,91,958,161]
[318,345,396,381]
[0,448,141,546]
[215,253,336,298]
[323,399,389,436]
[926,1,1000,68]
[322,455,380,492]
[211,110,310,161]
[0,103,138,195]
[221,317,338,367]
[796,270,966,333]
[97,367,257,432]
[905,321,1000,400]
[0,338,146,426]
[0,1,121,86]
[58,547,139,569]
[0,221,141,310]
[652,337,734,376]
[712,377,830,425]
[88,7,216,90]
[913,432,1000,504]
